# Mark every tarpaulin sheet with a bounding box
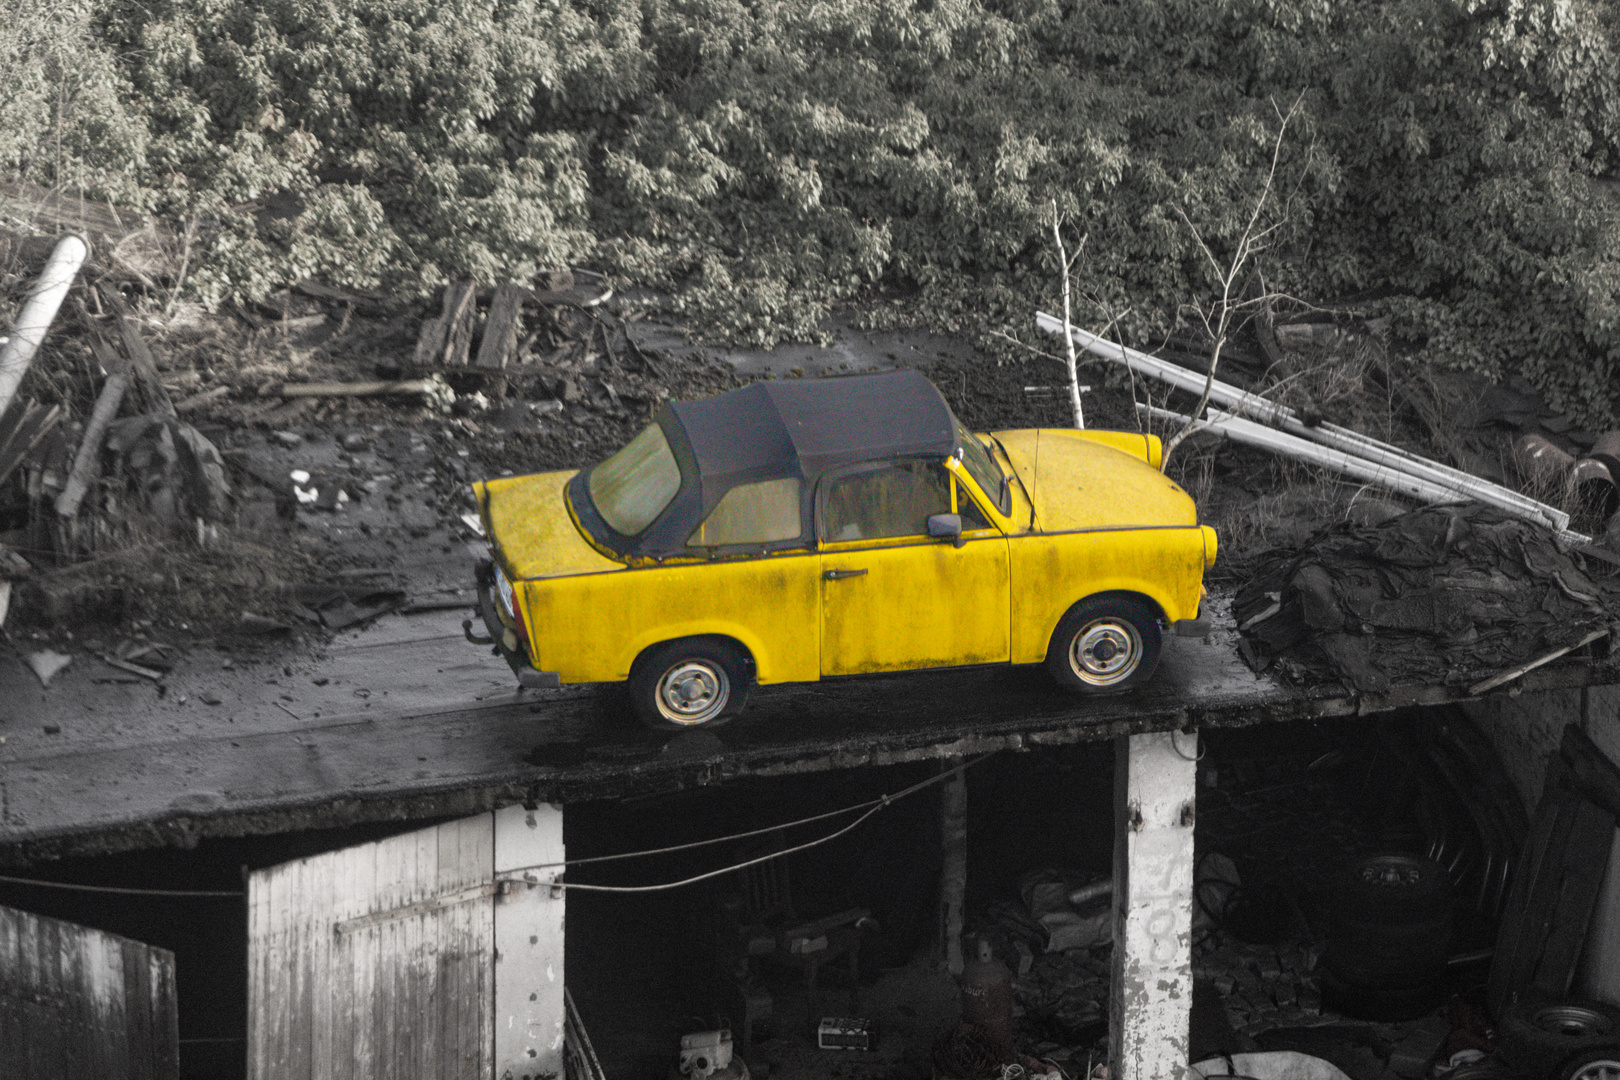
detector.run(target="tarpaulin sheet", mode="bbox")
[1233,504,1619,693]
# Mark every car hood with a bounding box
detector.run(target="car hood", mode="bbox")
[994,430,1198,531]
[474,471,623,580]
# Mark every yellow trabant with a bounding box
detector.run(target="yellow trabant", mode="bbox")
[470,370,1216,729]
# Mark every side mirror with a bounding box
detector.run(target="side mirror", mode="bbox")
[927,513,966,548]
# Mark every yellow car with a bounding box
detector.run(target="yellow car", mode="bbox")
[469,370,1216,729]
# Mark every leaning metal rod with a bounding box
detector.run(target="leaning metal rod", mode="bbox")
[1039,312,1571,532]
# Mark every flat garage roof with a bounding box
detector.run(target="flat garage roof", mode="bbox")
[2,610,1615,865]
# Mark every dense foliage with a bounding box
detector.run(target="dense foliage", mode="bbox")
[3,0,1617,422]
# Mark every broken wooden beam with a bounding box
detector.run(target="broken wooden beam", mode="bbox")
[55,359,131,519]
[98,286,176,419]
[279,377,451,402]
[476,284,526,370]
[414,282,477,367]
[0,400,63,486]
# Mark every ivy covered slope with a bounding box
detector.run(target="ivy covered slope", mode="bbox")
[2,0,1617,422]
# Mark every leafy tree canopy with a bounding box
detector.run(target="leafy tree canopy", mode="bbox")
[2,0,1617,423]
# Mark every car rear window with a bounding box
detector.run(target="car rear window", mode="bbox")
[587,422,682,536]
[688,477,803,548]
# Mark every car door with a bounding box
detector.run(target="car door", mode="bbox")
[817,458,1010,675]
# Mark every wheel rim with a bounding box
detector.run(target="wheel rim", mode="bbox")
[1069,617,1143,686]
[1567,1060,1620,1080]
[654,660,729,725]
[1533,1004,1614,1039]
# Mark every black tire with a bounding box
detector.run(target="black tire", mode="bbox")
[1045,595,1163,693]
[1560,1048,1620,1080]
[1335,854,1453,921]
[1500,998,1620,1080]
[1321,854,1453,1003]
[629,637,752,731]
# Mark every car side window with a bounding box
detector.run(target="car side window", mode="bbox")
[957,478,991,531]
[688,477,803,548]
[821,460,952,541]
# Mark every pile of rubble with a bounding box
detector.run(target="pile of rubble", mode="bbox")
[1233,503,1620,694]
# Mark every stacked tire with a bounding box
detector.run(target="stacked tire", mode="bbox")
[1498,995,1620,1080]
[1320,854,1453,1021]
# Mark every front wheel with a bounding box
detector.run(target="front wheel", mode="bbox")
[629,637,753,731]
[1046,596,1163,693]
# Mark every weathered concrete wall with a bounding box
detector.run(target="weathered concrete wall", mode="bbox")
[1462,686,1620,1007]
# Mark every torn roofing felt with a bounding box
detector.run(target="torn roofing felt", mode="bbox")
[1233,504,1620,695]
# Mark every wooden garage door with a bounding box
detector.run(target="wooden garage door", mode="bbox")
[0,903,179,1079]
[248,806,565,1080]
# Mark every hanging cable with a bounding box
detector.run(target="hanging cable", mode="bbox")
[552,753,993,893]
[0,874,243,898]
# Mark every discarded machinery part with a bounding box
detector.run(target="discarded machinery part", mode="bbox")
[1573,457,1619,516]
[1467,628,1609,696]
[0,233,90,420]
[1039,313,1572,531]
[55,367,131,518]
[1515,433,1578,487]
[1498,996,1620,1080]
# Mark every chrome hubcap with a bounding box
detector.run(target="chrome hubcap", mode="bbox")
[1568,1061,1620,1080]
[655,661,729,725]
[1070,618,1143,686]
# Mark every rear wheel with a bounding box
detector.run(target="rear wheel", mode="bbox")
[1046,596,1163,693]
[629,637,752,731]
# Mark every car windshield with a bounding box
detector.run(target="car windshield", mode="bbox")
[587,422,682,535]
[954,418,1009,515]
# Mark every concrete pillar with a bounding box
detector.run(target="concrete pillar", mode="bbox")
[940,760,968,976]
[494,802,566,1080]
[1110,731,1197,1080]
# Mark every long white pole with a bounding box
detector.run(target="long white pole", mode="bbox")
[1139,403,1589,541]
[0,234,89,420]
[1036,312,1571,532]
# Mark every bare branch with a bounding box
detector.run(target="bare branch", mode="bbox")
[1160,93,1305,470]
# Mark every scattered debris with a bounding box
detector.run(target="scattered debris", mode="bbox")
[1233,504,1620,694]
[24,648,72,687]
[99,653,165,681]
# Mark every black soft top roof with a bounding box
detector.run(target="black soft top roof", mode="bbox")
[569,370,958,558]
[671,369,955,491]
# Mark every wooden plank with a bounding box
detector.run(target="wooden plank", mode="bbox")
[440,283,477,367]
[475,284,526,370]
[1563,723,1620,818]
[1530,794,1616,995]
[97,287,175,419]
[0,400,62,486]
[0,903,178,1080]
[1490,752,1574,1015]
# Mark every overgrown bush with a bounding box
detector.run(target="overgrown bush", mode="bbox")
[3,0,1617,423]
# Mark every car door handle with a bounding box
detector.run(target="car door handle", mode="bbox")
[823,568,868,581]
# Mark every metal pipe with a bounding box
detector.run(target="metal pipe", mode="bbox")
[1137,402,1475,506]
[1139,402,1593,543]
[0,234,89,421]
[1037,312,1571,532]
